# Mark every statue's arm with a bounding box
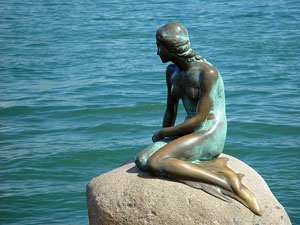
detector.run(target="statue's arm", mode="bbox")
[160,67,218,138]
[152,64,179,142]
[163,64,179,128]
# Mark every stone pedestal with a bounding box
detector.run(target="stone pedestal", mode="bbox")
[86,154,291,225]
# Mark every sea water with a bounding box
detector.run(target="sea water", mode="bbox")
[0,0,299,224]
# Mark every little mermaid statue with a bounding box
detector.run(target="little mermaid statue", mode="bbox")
[135,22,261,215]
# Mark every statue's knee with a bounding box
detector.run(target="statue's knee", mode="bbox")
[147,156,163,174]
[135,155,147,171]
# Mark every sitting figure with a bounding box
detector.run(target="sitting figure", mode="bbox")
[135,22,261,215]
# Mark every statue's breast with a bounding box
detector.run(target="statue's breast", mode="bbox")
[182,71,201,100]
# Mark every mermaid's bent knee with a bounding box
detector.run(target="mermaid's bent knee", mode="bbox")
[135,155,148,172]
[147,155,167,175]
[135,140,169,172]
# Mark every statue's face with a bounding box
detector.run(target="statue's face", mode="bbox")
[156,41,170,63]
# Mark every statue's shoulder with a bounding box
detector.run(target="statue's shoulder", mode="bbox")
[200,63,219,82]
[197,63,220,91]
[166,63,179,78]
[166,64,180,88]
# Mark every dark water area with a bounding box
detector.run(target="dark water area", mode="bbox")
[1,0,299,224]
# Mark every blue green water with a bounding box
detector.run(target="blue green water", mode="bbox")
[1,0,299,224]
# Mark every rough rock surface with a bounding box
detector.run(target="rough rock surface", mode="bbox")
[86,154,291,225]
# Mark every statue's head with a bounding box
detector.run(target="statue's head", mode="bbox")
[156,23,197,61]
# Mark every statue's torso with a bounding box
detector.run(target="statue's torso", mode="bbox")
[169,63,226,130]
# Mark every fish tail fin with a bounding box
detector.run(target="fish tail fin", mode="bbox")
[180,180,231,202]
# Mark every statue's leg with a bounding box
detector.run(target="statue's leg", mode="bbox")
[147,131,232,191]
[147,132,261,215]
[135,144,163,171]
[135,136,178,172]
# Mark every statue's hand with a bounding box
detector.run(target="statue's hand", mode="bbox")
[152,130,164,142]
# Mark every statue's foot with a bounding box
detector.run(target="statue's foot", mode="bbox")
[191,158,262,215]
[238,185,262,216]
[213,161,262,215]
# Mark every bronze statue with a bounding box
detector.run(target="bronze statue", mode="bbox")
[135,22,261,215]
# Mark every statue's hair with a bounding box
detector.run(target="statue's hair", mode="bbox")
[156,23,204,62]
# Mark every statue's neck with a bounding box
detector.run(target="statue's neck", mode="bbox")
[171,52,205,72]
[171,56,192,72]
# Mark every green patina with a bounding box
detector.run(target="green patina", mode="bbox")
[135,23,262,216]
[136,23,227,171]
[136,71,227,170]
